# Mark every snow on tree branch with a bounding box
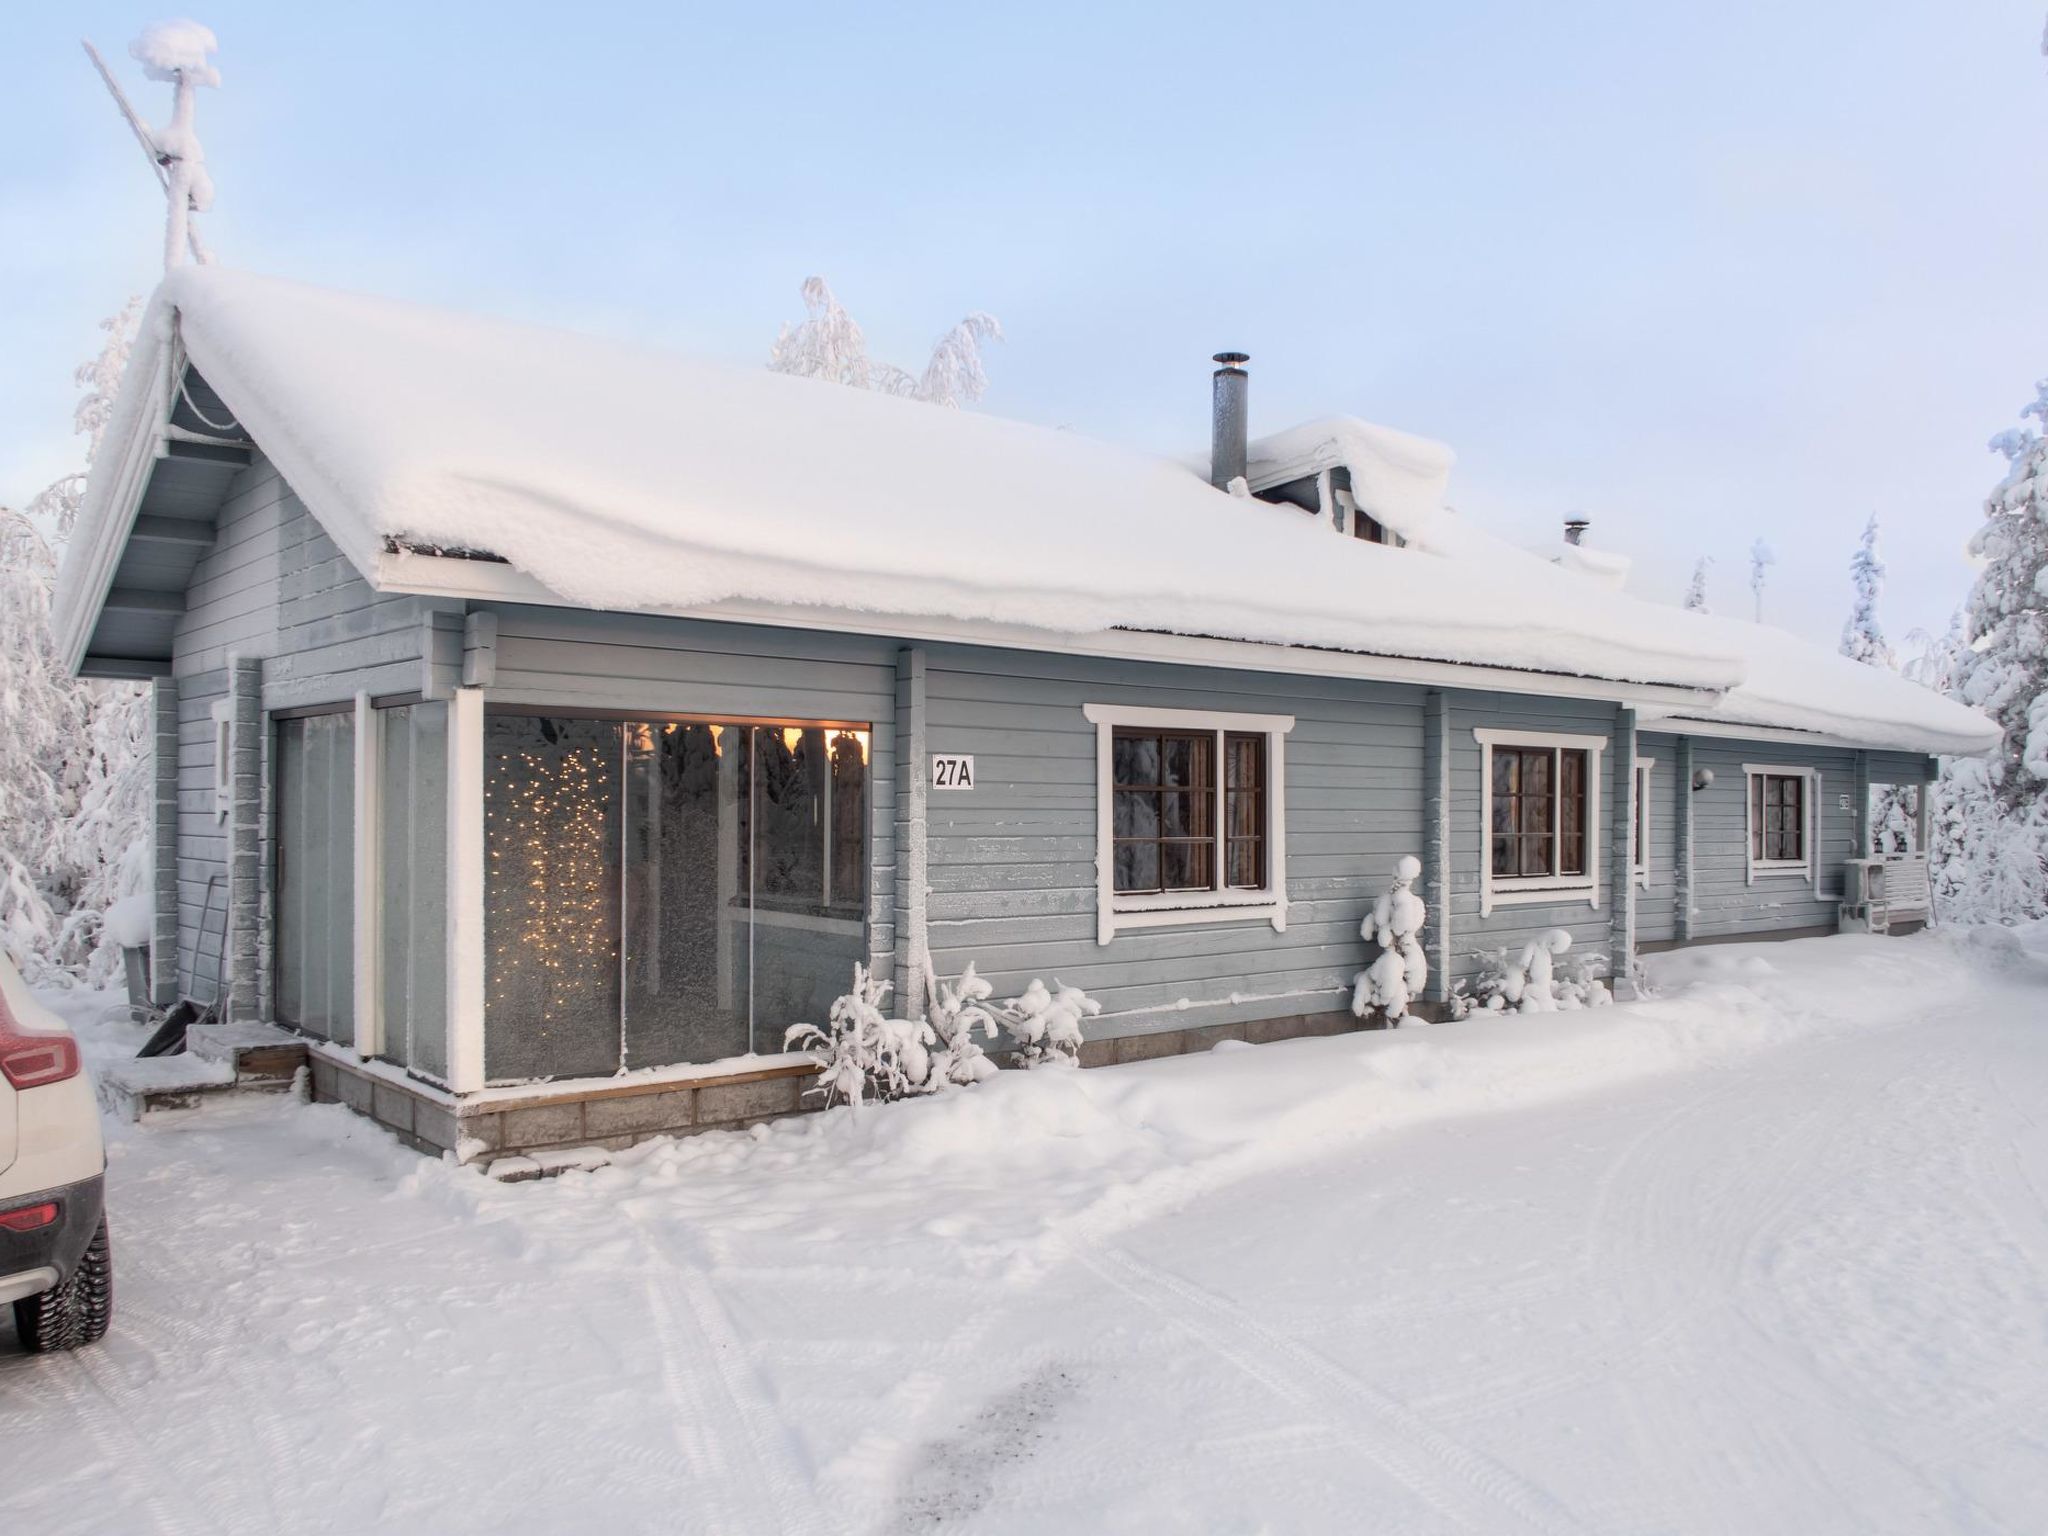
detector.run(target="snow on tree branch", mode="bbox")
[1839,515,1895,669]
[1682,556,1712,614]
[1748,538,1775,623]
[769,277,1003,408]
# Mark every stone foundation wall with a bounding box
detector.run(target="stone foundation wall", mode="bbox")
[307,1005,1415,1167]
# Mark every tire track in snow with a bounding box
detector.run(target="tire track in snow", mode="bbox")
[622,1206,829,1536]
[1075,1243,1592,1536]
[33,1349,225,1536]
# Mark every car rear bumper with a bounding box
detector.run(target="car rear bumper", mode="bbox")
[0,1173,104,1303]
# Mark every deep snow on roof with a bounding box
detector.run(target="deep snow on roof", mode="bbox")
[118,268,1749,692]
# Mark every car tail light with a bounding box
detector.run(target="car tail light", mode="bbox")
[0,991,80,1090]
[0,1202,59,1233]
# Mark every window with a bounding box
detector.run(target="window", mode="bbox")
[1632,757,1654,886]
[481,713,871,1081]
[275,711,357,1043]
[1745,765,1813,876]
[1335,486,1394,546]
[377,701,449,1077]
[1084,704,1293,942]
[1475,728,1605,914]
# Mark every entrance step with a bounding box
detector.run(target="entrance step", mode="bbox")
[96,1055,240,1121]
[185,1021,309,1083]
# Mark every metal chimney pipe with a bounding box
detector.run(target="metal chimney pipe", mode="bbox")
[1210,352,1250,490]
[1563,517,1590,546]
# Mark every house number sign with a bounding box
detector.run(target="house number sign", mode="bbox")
[931,754,976,790]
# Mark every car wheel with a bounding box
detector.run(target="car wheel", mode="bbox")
[12,1219,113,1353]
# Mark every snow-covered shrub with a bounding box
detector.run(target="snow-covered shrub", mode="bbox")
[1350,854,1428,1026]
[1004,978,1099,1068]
[927,962,1000,1086]
[785,964,937,1110]
[1450,930,1611,1017]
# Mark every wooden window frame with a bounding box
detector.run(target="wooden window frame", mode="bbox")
[1475,728,1605,915]
[1744,763,1817,881]
[1084,703,1294,944]
[1632,756,1654,888]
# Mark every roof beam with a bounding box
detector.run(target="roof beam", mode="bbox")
[80,655,173,680]
[163,435,251,466]
[130,513,216,547]
[103,586,187,616]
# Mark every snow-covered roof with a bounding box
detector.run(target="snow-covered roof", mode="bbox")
[59,268,1743,696]
[53,268,1999,756]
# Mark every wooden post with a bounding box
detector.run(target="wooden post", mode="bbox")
[1674,736,1695,944]
[1611,709,1639,993]
[444,687,486,1093]
[150,677,180,1005]
[351,691,381,1059]
[1422,690,1451,1004]
[893,647,929,1019]
[1854,751,1873,858]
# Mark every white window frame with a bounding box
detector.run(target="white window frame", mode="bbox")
[1476,728,1605,915]
[1633,756,1654,888]
[1744,763,1818,883]
[1083,703,1293,945]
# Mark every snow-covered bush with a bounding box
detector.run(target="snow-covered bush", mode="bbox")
[1004,978,1099,1068]
[1350,854,1428,1026]
[927,962,1000,1086]
[1451,930,1611,1017]
[785,964,936,1110]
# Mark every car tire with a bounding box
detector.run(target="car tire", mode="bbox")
[12,1219,113,1353]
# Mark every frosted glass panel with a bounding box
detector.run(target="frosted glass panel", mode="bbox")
[274,712,355,1041]
[483,716,622,1081]
[378,702,448,1076]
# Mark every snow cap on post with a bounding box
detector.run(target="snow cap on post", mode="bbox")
[130,19,220,86]
[1211,352,1249,491]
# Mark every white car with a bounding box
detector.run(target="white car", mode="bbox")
[0,953,112,1352]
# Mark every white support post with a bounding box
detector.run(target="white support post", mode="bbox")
[445,687,486,1093]
[351,691,381,1059]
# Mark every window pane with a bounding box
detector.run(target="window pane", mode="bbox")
[749,728,825,906]
[1492,835,1517,878]
[1226,838,1263,889]
[1521,835,1553,878]
[1162,841,1213,891]
[1524,750,1551,798]
[1160,790,1206,838]
[484,716,623,1081]
[275,713,355,1043]
[377,701,449,1076]
[1113,790,1158,839]
[1492,751,1517,797]
[1113,733,1158,786]
[1226,734,1263,792]
[829,730,867,909]
[1559,752,1586,878]
[1160,734,1198,788]
[1115,840,1159,894]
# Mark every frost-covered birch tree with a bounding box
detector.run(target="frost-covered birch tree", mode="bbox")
[1748,539,1775,622]
[1682,557,1712,613]
[769,277,1002,407]
[0,304,153,982]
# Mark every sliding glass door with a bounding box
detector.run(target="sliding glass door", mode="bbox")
[482,713,869,1083]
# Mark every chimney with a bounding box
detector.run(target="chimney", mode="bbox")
[1210,352,1249,490]
[1563,517,1590,546]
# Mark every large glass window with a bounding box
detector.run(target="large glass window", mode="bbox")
[483,714,869,1082]
[378,701,448,1077]
[275,711,356,1041]
[1490,745,1590,881]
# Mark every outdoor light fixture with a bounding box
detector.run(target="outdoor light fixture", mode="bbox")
[1693,767,1716,792]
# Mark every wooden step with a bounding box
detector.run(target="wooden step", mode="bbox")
[184,1021,309,1083]
[95,1055,240,1122]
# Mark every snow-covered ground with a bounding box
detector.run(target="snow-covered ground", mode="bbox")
[5,930,2047,1535]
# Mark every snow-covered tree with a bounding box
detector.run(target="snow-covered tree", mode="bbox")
[1682,556,1712,614]
[0,303,152,982]
[1839,515,1896,668]
[927,963,999,1085]
[1748,538,1775,622]
[1003,978,1097,1068]
[1921,390,2048,922]
[1453,930,1611,1016]
[129,20,220,269]
[770,277,1003,408]
[786,964,938,1109]
[1350,855,1427,1025]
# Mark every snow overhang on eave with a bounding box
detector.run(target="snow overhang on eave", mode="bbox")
[1637,712,1964,760]
[375,547,1729,711]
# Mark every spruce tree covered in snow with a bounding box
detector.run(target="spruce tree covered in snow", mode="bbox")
[1839,516,1896,668]
[1682,557,1712,614]
[1748,539,1776,622]
[0,303,153,982]
[1350,855,1428,1025]
[769,277,1003,407]
[1922,390,2048,922]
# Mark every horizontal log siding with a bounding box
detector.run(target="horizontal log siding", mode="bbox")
[479,607,901,982]
[921,645,1425,1034]
[1686,738,1859,939]
[174,669,229,1002]
[1636,733,1682,945]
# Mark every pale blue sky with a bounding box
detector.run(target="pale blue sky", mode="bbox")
[6,1,2046,651]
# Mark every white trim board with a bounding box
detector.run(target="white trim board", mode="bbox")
[1742,762,1820,886]
[1474,727,1606,916]
[1633,755,1654,889]
[1082,702,1294,945]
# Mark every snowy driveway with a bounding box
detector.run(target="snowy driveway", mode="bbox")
[4,931,2047,1534]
